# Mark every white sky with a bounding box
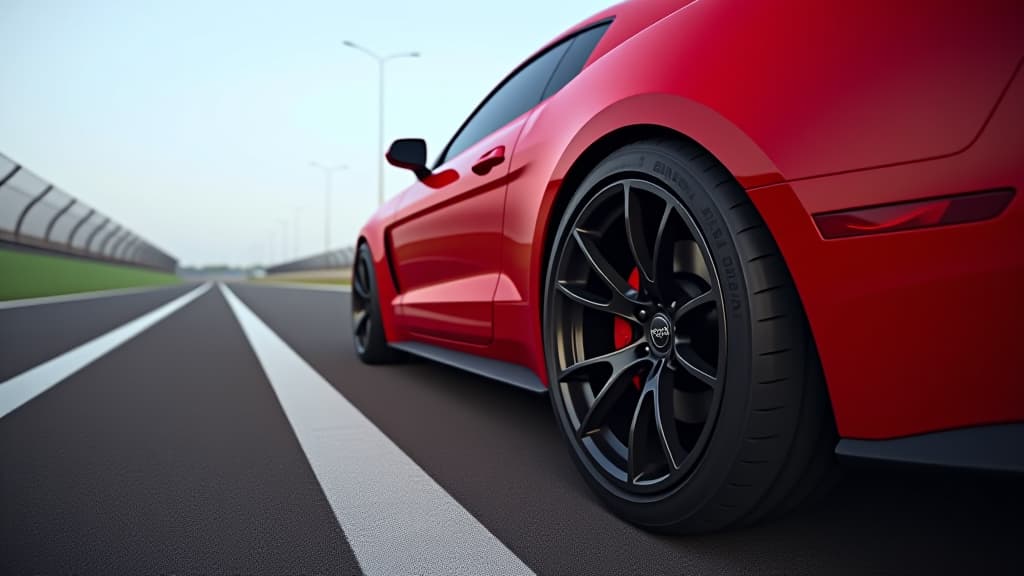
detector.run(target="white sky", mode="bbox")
[0,0,613,267]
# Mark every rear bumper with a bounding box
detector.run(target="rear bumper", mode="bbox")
[748,61,1024,440]
[836,424,1024,473]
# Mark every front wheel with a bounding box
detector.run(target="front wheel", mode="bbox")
[543,138,834,533]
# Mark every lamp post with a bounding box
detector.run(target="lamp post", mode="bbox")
[310,162,348,253]
[342,40,419,207]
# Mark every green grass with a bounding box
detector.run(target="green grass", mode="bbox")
[0,248,180,301]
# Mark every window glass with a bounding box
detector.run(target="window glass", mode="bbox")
[440,41,570,164]
[542,24,609,100]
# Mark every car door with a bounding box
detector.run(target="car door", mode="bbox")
[388,40,573,345]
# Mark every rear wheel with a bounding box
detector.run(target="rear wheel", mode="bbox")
[543,138,834,533]
[352,243,402,364]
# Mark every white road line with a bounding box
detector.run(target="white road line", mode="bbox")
[0,283,211,419]
[219,284,535,576]
[0,283,186,310]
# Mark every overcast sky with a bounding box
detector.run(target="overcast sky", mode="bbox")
[0,0,613,267]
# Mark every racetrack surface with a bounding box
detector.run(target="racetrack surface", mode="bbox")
[1,282,1020,575]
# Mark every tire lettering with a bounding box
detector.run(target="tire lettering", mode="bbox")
[720,255,742,312]
[653,160,686,188]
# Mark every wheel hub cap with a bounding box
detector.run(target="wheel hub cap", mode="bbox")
[647,313,673,356]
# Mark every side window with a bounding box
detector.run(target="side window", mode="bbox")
[439,41,570,164]
[541,23,609,100]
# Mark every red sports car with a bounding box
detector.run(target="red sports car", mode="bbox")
[353,0,1023,532]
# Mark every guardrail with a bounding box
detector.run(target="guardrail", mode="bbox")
[265,246,355,275]
[0,152,177,272]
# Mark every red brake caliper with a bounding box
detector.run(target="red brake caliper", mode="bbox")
[614,268,643,389]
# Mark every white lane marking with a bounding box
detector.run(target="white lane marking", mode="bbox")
[219,284,534,576]
[0,283,211,419]
[0,283,185,310]
[247,281,351,293]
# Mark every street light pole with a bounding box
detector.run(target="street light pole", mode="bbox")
[310,162,348,254]
[342,41,419,207]
[378,58,385,207]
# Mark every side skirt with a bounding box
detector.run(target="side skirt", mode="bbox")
[390,341,548,394]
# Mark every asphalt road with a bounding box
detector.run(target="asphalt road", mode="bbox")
[0,282,1020,575]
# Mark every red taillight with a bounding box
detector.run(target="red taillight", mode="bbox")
[813,189,1014,239]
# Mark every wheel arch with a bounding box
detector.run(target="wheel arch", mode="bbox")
[540,114,775,317]
[355,226,402,343]
[534,91,786,318]
[540,123,687,312]
[537,119,834,420]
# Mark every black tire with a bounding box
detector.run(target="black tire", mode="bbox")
[352,243,402,364]
[543,137,835,533]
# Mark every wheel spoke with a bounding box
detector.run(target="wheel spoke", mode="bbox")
[649,361,684,470]
[353,309,369,336]
[674,345,718,389]
[575,353,651,437]
[353,265,370,299]
[559,227,649,320]
[627,387,656,483]
[555,281,636,320]
[573,229,642,303]
[559,340,645,382]
[673,289,715,321]
[649,203,674,292]
[624,185,656,288]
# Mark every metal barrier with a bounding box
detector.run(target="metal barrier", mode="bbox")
[0,152,177,272]
[265,246,355,275]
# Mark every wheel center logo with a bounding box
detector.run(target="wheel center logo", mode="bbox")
[649,314,672,352]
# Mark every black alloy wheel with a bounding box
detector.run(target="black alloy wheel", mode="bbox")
[550,177,725,492]
[352,250,373,355]
[544,138,835,533]
[352,243,402,364]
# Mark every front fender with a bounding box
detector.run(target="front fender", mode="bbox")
[357,193,404,343]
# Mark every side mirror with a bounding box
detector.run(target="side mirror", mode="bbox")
[386,138,432,180]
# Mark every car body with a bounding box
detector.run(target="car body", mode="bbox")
[355,0,1024,529]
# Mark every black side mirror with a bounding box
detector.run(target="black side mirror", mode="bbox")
[386,138,432,180]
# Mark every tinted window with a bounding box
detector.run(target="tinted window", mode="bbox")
[441,41,570,164]
[542,24,609,100]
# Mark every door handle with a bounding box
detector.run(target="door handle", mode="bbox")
[471,145,506,175]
